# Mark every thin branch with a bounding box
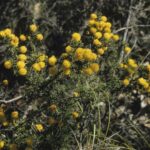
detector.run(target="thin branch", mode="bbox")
[119,0,133,63]
[114,24,150,33]
[0,95,23,104]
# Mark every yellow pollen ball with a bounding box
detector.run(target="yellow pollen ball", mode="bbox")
[11,111,19,119]
[35,124,44,132]
[124,46,131,54]
[104,33,112,40]
[19,34,27,41]
[64,69,71,75]
[49,104,57,112]
[17,61,25,69]
[101,16,107,22]
[29,24,38,32]
[48,55,57,66]
[97,48,105,55]
[112,34,120,41]
[4,60,12,69]
[90,27,97,34]
[62,59,71,69]
[2,80,9,86]
[90,13,97,20]
[36,34,43,41]
[72,112,79,119]
[32,63,41,72]
[19,46,27,54]
[94,32,102,39]
[65,45,72,53]
[146,64,150,72]
[90,63,100,73]
[38,62,46,69]
[18,54,27,61]
[83,67,94,75]
[0,141,5,149]
[93,39,102,46]
[18,68,27,76]
[72,32,81,42]
[122,79,130,86]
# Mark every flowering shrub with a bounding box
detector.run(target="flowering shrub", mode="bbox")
[0,13,150,150]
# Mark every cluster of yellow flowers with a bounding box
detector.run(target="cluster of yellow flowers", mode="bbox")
[2,24,45,79]
[88,13,119,45]
[121,58,150,93]
[0,107,19,128]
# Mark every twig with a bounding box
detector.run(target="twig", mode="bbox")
[0,95,23,104]
[114,24,150,33]
[119,0,133,63]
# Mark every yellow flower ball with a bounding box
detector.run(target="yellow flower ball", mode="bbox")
[112,34,120,41]
[93,39,102,46]
[105,22,112,28]
[124,46,131,54]
[49,104,57,112]
[72,112,79,119]
[90,13,97,20]
[38,54,47,62]
[101,16,107,22]
[104,27,111,33]
[72,32,81,42]
[97,48,105,55]
[18,54,27,61]
[83,67,94,75]
[0,111,5,120]
[62,59,71,69]
[0,31,6,37]
[2,121,9,127]
[10,36,19,47]
[103,32,112,40]
[88,19,95,26]
[18,68,27,76]
[73,92,80,97]
[138,78,149,89]
[29,24,38,32]
[35,124,44,132]
[4,28,12,36]
[32,63,41,72]
[2,79,9,86]
[17,61,25,69]
[65,45,72,53]
[122,79,130,86]
[90,27,97,34]
[94,32,102,39]
[48,55,57,66]
[11,111,19,119]
[75,48,85,61]
[36,33,43,41]
[38,61,46,69]
[19,46,27,54]
[146,64,150,72]
[64,69,71,75]
[4,60,12,69]
[0,140,5,149]
[90,63,100,73]
[128,59,138,68]
[99,21,106,28]
[19,34,27,41]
